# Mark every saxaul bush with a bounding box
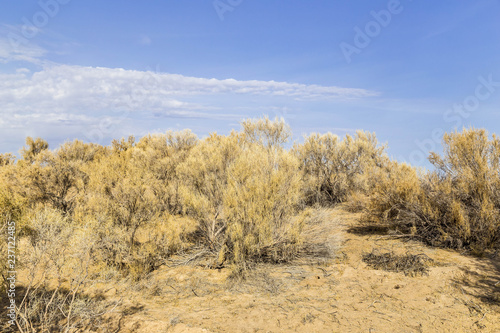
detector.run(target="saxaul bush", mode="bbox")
[0,156,24,295]
[177,118,305,270]
[177,131,245,252]
[16,207,113,332]
[76,132,198,278]
[11,139,104,219]
[365,128,500,253]
[294,130,387,206]
[20,137,49,164]
[221,143,303,267]
[0,153,15,166]
[135,130,198,215]
[240,116,291,148]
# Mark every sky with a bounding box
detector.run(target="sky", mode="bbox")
[1,0,500,167]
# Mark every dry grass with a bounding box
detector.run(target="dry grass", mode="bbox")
[362,250,435,277]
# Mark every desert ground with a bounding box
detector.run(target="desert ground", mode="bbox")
[78,208,500,333]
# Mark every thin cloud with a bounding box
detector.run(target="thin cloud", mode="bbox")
[0,64,379,120]
[0,36,46,64]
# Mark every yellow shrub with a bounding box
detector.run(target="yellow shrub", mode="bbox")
[177,131,244,250]
[241,116,291,148]
[295,131,387,205]
[222,144,303,266]
[366,128,500,252]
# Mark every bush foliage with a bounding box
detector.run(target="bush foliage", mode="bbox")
[294,130,387,206]
[365,128,500,253]
[2,119,499,329]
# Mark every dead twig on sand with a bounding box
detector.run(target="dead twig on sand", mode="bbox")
[362,250,434,277]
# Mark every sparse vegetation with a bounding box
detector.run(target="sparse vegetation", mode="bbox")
[294,130,387,206]
[1,119,500,331]
[365,128,500,254]
[362,250,435,276]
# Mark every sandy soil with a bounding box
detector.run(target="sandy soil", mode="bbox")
[29,209,500,332]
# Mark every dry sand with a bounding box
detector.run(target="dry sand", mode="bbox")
[38,209,500,332]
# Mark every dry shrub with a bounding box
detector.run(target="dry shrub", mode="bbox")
[16,151,83,214]
[20,137,48,163]
[0,153,15,166]
[240,116,291,148]
[126,215,198,280]
[294,131,387,206]
[298,208,341,260]
[362,250,434,276]
[73,131,199,278]
[365,161,428,227]
[342,192,370,213]
[366,128,500,253]
[222,144,303,266]
[13,139,102,216]
[177,131,244,251]
[135,130,198,214]
[0,169,24,224]
[0,165,26,295]
[16,207,114,332]
[177,118,305,270]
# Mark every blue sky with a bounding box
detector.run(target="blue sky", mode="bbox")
[1,0,499,166]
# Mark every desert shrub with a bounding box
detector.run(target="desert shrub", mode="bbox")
[20,137,48,163]
[56,139,106,164]
[221,144,304,266]
[365,160,430,227]
[241,116,291,148]
[342,192,370,213]
[75,132,199,277]
[77,150,164,277]
[111,135,136,153]
[83,147,162,249]
[366,128,500,253]
[0,163,25,296]
[0,163,26,294]
[177,131,244,251]
[134,130,198,214]
[178,118,306,269]
[0,168,25,224]
[126,215,198,280]
[15,150,87,214]
[0,153,15,166]
[295,131,387,206]
[16,207,111,332]
[11,139,103,216]
[428,128,500,251]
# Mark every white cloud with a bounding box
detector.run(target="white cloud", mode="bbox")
[0,64,378,118]
[0,63,380,151]
[16,68,31,74]
[0,64,379,146]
